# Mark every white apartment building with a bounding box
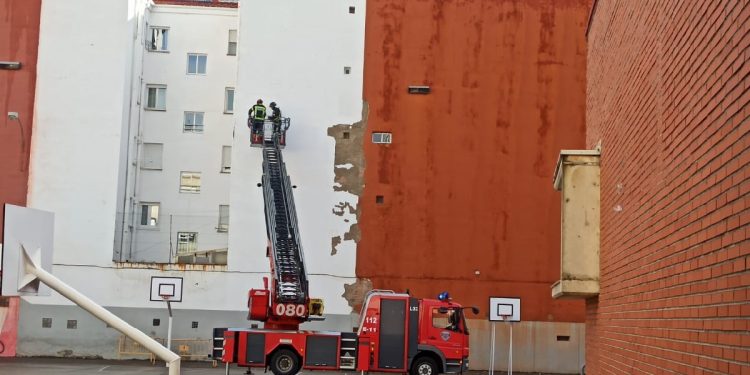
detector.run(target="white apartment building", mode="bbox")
[115,4,238,265]
[19,0,365,358]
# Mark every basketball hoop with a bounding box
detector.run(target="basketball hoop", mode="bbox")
[488,297,521,375]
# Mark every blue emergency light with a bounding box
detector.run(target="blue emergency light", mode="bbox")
[438,291,450,301]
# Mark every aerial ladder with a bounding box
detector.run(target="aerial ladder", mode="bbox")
[246,118,323,330]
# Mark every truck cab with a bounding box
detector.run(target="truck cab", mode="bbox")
[356,291,471,375]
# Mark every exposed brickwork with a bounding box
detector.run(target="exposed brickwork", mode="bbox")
[587,1,750,373]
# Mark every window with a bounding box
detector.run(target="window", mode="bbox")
[228,30,237,56]
[141,143,163,170]
[42,318,52,328]
[146,85,166,110]
[176,232,197,254]
[218,205,229,232]
[179,172,201,193]
[67,320,77,329]
[221,146,231,172]
[147,27,169,52]
[183,112,204,133]
[224,88,235,113]
[187,53,207,74]
[432,308,461,332]
[139,203,160,227]
[372,132,392,144]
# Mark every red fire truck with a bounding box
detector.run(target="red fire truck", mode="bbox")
[222,124,477,375]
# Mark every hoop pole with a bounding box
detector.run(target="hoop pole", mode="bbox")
[509,323,513,375]
[166,300,173,353]
[489,322,495,375]
[24,257,180,374]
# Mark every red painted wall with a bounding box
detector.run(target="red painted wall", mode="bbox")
[0,0,42,357]
[0,0,40,239]
[358,0,589,323]
[586,1,750,373]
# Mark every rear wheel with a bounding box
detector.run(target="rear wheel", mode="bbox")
[411,356,439,375]
[269,348,300,375]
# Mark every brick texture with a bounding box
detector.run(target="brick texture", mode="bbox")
[587,0,750,373]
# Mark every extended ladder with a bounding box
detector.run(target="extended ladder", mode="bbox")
[260,137,308,304]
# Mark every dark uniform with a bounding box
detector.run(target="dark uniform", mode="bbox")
[268,102,282,134]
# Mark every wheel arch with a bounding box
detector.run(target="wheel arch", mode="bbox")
[413,345,446,373]
[266,345,302,373]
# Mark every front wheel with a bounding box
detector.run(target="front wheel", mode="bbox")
[269,348,300,375]
[411,356,439,375]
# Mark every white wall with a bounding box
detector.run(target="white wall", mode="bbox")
[231,0,366,315]
[29,0,135,267]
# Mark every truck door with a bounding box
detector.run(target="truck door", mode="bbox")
[378,298,407,370]
[424,307,464,360]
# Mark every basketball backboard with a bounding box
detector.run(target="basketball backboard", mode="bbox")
[150,276,183,302]
[1,204,54,296]
[489,297,521,322]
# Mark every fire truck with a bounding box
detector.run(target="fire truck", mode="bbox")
[222,120,477,375]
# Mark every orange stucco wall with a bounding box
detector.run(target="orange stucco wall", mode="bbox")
[358,0,589,323]
[0,0,42,357]
[0,0,40,239]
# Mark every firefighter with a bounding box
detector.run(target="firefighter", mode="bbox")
[268,102,282,134]
[446,309,460,331]
[248,99,267,136]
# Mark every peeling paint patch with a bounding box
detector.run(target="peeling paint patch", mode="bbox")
[331,236,342,255]
[328,102,368,256]
[343,223,360,242]
[342,278,373,312]
[328,103,367,196]
[332,202,357,216]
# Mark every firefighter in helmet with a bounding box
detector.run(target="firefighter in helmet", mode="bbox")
[268,102,282,134]
[248,99,267,136]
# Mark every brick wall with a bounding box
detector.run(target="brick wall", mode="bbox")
[586,1,750,374]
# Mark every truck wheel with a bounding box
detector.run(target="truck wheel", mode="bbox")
[411,356,438,375]
[269,348,300,375]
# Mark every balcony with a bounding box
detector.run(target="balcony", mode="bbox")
[551,150,600,299]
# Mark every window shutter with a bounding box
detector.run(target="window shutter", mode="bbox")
[142,143,163,170]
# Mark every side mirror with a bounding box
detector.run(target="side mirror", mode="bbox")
[471,307,480,315]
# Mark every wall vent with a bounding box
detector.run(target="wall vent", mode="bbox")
[407,86,430,94]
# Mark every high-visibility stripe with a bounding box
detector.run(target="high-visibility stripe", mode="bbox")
[252,105,266,120]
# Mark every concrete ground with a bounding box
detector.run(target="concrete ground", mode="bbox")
[0,358,226,375]
[0,357,568,375]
